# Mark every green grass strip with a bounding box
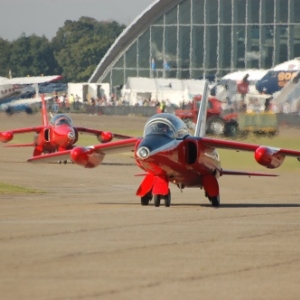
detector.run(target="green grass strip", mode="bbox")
[0,182,42,194]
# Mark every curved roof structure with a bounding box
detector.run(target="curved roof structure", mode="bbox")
[89,0,300,91]
[89,0,182,83]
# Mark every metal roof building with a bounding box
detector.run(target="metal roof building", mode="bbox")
[89,0,300,91]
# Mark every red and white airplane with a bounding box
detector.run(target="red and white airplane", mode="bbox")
[0,94,130,158]
[27,81,300,207]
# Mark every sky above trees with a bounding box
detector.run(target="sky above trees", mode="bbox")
[0,0,154,41]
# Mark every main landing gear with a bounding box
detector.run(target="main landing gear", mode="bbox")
[205,192,220,207]
[140,189,171,207]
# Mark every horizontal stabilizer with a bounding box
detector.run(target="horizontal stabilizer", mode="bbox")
[4,143,35,148]
[28,150,71,163]
[221,169,278,177]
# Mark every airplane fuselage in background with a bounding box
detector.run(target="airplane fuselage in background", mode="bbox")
[255,58,300,95]
[255,70,299,95]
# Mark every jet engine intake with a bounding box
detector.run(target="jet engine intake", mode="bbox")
[0,131,13,143]
[254,146,285,169]
[70,146,104,168]
[97,131,113,143]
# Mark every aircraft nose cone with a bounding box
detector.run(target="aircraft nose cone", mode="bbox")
[137,147,150,159]
[137,134,173,160]
[67,131,75,141]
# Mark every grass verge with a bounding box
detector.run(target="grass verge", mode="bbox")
[0,182,42,194]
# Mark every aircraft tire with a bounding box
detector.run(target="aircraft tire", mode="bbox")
[141,192,152,206]
[154,195,161,207]
[25,106,33,114]
[5,107,14,115]
[209,195,220,207]
[163,189,171,207]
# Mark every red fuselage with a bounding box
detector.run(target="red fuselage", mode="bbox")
[135,135,221,188]
[34,124,78,154]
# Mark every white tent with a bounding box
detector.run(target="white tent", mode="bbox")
[122,77,207,106]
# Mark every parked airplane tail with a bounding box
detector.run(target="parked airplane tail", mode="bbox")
[194,80,210,137]
[41,94,49,126]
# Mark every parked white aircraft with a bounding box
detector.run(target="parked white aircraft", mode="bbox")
[0,75,62,114]
[0,75,62,101]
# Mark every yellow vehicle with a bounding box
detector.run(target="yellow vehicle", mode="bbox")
[237,111,278,137]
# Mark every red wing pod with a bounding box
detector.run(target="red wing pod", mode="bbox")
[255,146,285,169]
[70,146,104,168]
[97,131,113,143]
[0,131,13,143]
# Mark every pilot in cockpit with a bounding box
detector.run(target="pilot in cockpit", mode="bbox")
[149,122,175,138]
[50,114,73,127]
[55,117,70,126]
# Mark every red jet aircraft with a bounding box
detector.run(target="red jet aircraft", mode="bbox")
[0,94,130,159]
[27,83,300,207]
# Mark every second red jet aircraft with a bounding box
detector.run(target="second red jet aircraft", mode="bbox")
[0,94,130,158]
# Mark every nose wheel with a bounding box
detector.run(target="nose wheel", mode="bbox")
[153,189,171,207]
[141,191,152,206]
[208,195,220,207]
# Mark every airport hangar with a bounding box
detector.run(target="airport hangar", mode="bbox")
[88,0,300,94]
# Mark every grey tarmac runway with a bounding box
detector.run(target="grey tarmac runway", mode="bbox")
[1,113,300,300]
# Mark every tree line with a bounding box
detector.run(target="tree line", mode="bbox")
[0,17,125,82]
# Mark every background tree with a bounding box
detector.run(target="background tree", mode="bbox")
[0,17,125,83]
[9,34,60,77]
[52,17,125,82]
[0,38,11,77]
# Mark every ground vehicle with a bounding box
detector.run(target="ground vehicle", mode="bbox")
[174,95,238,136]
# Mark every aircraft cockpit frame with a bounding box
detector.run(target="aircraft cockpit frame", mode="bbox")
[143,113,190,139]
[49,114,73,127]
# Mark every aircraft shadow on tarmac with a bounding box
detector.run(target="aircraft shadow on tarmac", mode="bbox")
[196,203,300,208]
[95,202,300,208]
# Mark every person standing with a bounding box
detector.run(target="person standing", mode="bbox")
[69,94,75,110]
[237,74,250,101]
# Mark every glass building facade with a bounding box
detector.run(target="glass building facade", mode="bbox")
[89,0,300,90]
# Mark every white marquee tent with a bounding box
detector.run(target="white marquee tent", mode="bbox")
[121,77,208,106]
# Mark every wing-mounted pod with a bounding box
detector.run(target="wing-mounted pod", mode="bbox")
[70,146,104,168]
[255,146,285,169]
[0,131,13,143]
[97,131,113,143]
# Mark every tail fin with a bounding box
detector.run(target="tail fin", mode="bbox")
[41,94,49,126]
[194,80,210,137]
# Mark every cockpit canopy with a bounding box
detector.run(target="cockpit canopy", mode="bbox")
[143,113,190,139]
[49,114,73,127]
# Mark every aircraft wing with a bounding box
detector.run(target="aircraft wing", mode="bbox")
[1,126,44,135]
[3,96,53,108]
[221,169,277,177]
[75,127,132,140]
[28,138,138,164]
[0,75,63,85]
[0,126,44,143]
[201,137,300,158]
